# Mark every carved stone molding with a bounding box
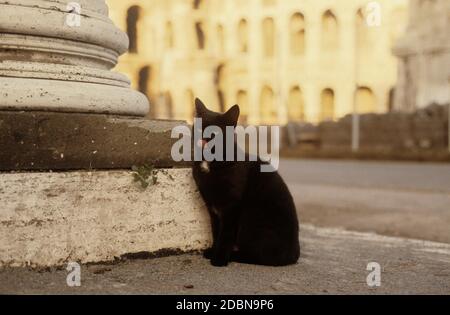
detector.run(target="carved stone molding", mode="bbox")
[0,0,149,116]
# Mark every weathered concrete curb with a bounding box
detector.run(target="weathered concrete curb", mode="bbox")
[0,169,211,268]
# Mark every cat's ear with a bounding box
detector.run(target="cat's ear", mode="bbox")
[223,105,240,126]
[195,98,208,117]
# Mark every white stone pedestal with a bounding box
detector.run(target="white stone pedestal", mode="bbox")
[0,0,149,116]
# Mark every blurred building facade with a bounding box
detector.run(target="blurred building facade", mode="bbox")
[106,0,407,124]
[393,0,450,111]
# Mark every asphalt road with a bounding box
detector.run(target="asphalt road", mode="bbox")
[279,159,450,243]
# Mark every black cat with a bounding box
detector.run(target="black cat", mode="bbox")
[192,98,300,267]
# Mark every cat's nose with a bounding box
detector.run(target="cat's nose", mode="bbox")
[197,139,208,148]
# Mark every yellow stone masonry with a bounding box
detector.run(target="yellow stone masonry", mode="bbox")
[106,0,407,124]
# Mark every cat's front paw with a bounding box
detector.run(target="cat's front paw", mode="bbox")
[210,257,229,267]
[203,248,214,259]
[211,259,229,267]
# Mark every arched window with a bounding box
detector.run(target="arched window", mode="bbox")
[138,66,151,98]
[217,24,225,53]
[290,13,305,56]
[288,86,305,121]
[356,8,377,54]
[195,22,206,50]
[185,89,195,121]
[388,87,395,112]
[215,64,226,112]
[138,66,154,117]
[355,87,376,113]
[260,86,276,124]
[238,19,249,53]
[320,88,335,121]
[321,10,339,51]
[236,90,249,124]
[165,21,174,49]
[262,18,275,57]
[193,0,204,9]
[127,6,141,54]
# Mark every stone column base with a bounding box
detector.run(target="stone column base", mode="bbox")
[0,169,211,268]
[0,111,207,268]
[0,111,190,171]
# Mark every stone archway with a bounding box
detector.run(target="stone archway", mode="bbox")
[290,13,305,56]
[165,21,174,49]
[195,22,206,50]
[138,65,155,118]
[288,86,305,121]
[320,88,335,121]
[127,5,141,54]
[321,10,339,51]
[238,19,249,53]
[237,90,249,124]
[262,18,275,57]
[356,86,377,113]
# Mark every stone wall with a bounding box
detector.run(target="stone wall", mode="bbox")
[319,104,449,152]
[283,104,449,159]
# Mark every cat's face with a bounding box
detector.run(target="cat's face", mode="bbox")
[194,98,240,159]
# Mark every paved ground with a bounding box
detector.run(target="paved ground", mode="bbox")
[2,159,450,294]
[1,225,449,295]
[279,159,450,243]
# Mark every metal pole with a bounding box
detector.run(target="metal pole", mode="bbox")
[352,98,360,152]
[352,16,360,153]
[448,80,450,153]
